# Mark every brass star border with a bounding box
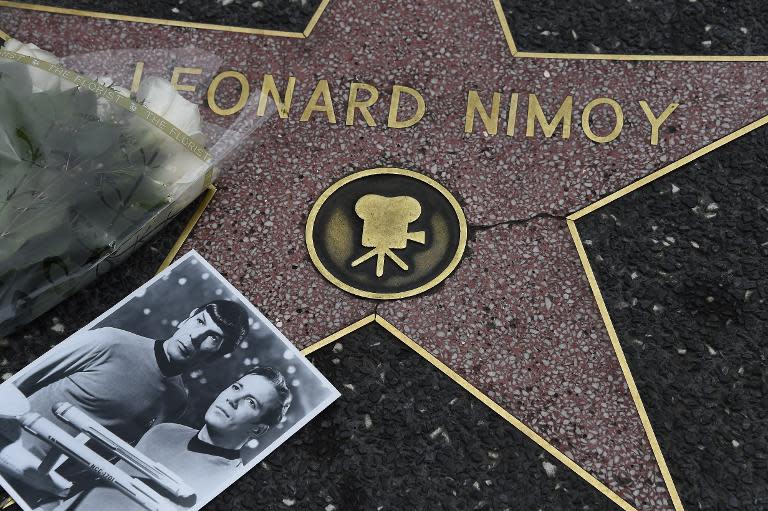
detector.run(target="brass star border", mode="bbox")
[0,0,329,38]
[302,315,636,509]
[3,2,768,510]
[565,118,768,511]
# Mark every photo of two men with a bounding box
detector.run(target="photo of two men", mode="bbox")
[0,251,339,511]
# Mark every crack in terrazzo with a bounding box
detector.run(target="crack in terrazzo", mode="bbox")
[468,211,569,234]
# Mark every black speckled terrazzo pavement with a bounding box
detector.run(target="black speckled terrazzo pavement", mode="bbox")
[206,322,621,511]
[25,0,323,31]
[577,125,768,510]
[502,0,768,55]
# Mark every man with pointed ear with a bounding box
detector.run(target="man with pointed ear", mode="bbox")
[61,367,292,511]
[6,300,249,499]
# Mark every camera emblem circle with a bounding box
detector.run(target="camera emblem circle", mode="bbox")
[306,168,467,300]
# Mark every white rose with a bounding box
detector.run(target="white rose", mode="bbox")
[1,39,73,93]
[137,76,204,143]
[135,76,210,202]
[146,147,215,206]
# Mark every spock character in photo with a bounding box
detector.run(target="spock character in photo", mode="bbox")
[5,300,249,498]
[62,367,293,511]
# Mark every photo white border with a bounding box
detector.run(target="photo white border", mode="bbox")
[0,249,341,511]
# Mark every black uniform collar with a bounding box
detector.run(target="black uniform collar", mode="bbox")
[154,340,183,377]
[189,434,241,461]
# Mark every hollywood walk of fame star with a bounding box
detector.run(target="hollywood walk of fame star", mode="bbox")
[3,1,768,509]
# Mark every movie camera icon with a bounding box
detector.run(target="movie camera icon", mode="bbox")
[351,194,427,277]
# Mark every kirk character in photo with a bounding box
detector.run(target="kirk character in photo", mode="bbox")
[61,367,293,511]
[0,251,340,511]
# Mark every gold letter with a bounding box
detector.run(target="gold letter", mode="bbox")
[257,74,296,118]
[300,79,336,123]
[130,61,144,95]
[506,93,519,136]
[464,90,501,135]
[388,85,425,129]
[526,94,572,139]
[171,67,202,93]
[207,71,250,116]
[639,100,679,145]
[346,82,379,126]
[581,97,624,144]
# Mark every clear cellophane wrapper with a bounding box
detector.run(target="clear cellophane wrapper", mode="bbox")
[0,44,273,335]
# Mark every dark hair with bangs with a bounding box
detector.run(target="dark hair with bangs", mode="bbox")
[192,300,249,358]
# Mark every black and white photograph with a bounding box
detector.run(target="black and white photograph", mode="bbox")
[0,251,340,511]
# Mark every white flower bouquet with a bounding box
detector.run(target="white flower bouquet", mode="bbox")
[0,40,220,334]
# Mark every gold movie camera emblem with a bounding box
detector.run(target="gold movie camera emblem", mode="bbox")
[352,194,426,277]
[306,168,467,299]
